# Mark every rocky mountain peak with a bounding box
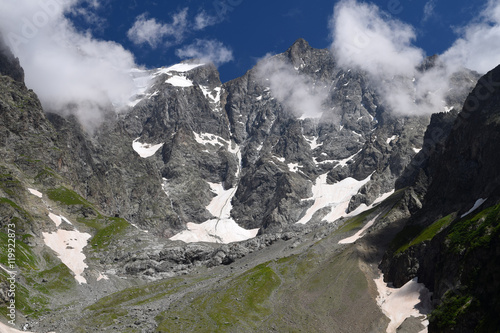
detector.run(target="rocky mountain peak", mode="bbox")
[0,36,24,83]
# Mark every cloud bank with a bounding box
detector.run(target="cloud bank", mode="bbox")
[255,56,329,119]
[0,0,138,129]
[330,0,500,115]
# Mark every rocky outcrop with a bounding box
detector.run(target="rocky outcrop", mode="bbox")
[381,64,500,332]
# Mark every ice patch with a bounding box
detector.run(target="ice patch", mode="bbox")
[28,188,42,198]
[296,173,372,224]
[193,132,228,148]
[158,63,204,73]
[375,274,430,333]
[97,272,109,281]
[303,135,323,150]
[165,75,193,87]
[386,135,397,144]
[48,213,73,227]
[461,198,487,218]
[43,229,91,284]
[323,149,362,168]
[170,220,259,244]
[132,138,164,158]
[200,85,222,106]
[338,214,380,244]
[345,190,395,217]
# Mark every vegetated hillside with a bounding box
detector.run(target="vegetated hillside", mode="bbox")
[381,64,500,332]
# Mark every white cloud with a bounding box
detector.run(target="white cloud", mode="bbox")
[329,0,500,116]
[127,8,188,48]
[422,0,436,22]
[255,56,329,119]
[330,0,424,78]
[0,0,138,129]
[441,0,500,73]
[176,39,233,66]
[194,11,219,30]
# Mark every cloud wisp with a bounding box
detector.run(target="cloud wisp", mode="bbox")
[0,0,138,130]
[176,39,233,67]
[255,56,329,120]
[127,8,189,48]
[329,0,500,116]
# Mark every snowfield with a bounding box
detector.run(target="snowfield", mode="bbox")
[132,138,164,158]
[297,173,372,224]
[375,274,431,333]
[42,229,91,284]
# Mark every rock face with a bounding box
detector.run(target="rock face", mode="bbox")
[84,38,478,238]
[381,65,500,332]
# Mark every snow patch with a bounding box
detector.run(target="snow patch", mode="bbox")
[303,135,323,150]
[338,214,380,244]
[97,272,109,281]
[132,138,164,158]
[170,220,259,244]
[48,213,73,227]
[274,156,285,163]
[42,229,91,284]
[159,63,204,73]
[165,75,193,87]
[28,188,42,198]
[386,135,398,144]
[345,190,395,217]
[461,198,487,218]
[200,85,222,106]
[444,106,454,112]
[193,132,228,148]
[288,163,301,172]
[296,173,372,224]
[413,148,422,154]
[375,274,431,333]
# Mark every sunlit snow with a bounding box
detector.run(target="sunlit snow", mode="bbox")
[338,214,380,244]
[48,213,73,227]
[132,138,164,158]
[375,274,430,333]
[303,135,323,150]
[296,173,372,224]
[165,75,194,87]
[461,198,487,218]
[28,188,42,198]
[386,135,398,144]
[42,229,91,284]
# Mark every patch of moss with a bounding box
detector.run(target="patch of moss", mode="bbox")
[336,208,377,234]
[156,263,281,332]
[0,173,24,199]
[89,217,130,249]
[447,202,500,254]
[47,187,91,206]
[430,292,473,329]
[395,214,454,253]
[87,277,185,312]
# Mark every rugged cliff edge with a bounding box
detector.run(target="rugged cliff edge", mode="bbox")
[381,65,500,332]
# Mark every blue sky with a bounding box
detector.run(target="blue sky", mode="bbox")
[66,0,491,82]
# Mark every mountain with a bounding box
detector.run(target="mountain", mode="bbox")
[1,38,498,333]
